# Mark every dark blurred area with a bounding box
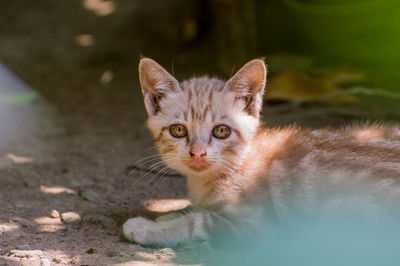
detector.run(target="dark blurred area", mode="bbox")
[2,0,400,109]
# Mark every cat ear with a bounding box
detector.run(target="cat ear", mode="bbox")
[224,59,267,117]
[139,58,180,116]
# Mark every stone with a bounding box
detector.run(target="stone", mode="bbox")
[61,212,81,224]
[86,248,95,254]
[50,210,60,218]
[52,257,62,263]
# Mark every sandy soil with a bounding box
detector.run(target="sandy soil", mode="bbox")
[1,1,400,265]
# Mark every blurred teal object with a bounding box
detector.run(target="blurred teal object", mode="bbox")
[208,213,400,266]
[284,0,400,72]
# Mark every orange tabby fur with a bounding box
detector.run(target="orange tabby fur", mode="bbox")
[123,58,400,247]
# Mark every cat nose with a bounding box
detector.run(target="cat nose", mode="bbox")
[189,143,207,158]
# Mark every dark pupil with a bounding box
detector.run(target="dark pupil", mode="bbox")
[219,127,225,134]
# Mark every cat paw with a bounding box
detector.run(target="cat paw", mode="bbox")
[123,217,155,245]
[155,212,182,222]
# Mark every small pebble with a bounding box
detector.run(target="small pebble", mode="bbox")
[50,210,60,218]
[86,248,95,254]
[52,257,62,263]
[61,212,81,224]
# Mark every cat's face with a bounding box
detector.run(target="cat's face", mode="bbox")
[139,58,267,177]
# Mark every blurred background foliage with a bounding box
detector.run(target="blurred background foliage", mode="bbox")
[0,0,400,114]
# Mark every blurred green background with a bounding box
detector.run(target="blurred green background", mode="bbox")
[2,0,400,106]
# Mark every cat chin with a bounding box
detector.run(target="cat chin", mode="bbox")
[173,164,216,177]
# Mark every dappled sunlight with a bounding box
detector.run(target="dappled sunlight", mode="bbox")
[6,249,72,265]
[5,251,44,265]
[39,185,76,195]
[82,0,116,16]
[0,222,20,235]
[142,199,191,213]
[75,34,95,47]
[100,70,114,85]
[6,153,33,164]
[34,216,66,233]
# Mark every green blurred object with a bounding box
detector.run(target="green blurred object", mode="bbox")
[0,91,39,105]
[0,62,39,105]
[284,0,400,74]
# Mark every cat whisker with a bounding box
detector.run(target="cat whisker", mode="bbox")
[141,144,159,153]
[133,157,179,183]
[134,154,162,165]
[126,154,178,177]
[151,162,180,187]
[133,160,173,185]
[147,161,178,186]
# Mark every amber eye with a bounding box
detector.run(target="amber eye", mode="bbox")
[169,124,187,138]
[212,125,231,139]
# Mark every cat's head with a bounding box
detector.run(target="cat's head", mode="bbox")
[139,58,267,176]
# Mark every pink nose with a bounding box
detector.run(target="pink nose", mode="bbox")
[189,142,207,158]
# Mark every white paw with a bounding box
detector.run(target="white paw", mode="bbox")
[123,217,155,245]
[155,212,182,222]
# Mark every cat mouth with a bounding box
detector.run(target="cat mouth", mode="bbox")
[187,159,210,171]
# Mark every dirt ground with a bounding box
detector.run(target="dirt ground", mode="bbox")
[1,1,400,265]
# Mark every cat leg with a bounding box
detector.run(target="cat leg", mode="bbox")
[123,211,214,246]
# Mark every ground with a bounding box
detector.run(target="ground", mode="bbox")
[1,1,400,265]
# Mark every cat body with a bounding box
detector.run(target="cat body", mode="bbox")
[123,58,400,247]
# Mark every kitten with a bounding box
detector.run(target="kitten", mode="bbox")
[123,58,400,247]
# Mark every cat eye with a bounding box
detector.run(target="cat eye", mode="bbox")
[212,125,231,139]
[170,124,187,138]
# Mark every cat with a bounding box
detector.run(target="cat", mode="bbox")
[123,57,400,247]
